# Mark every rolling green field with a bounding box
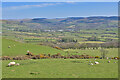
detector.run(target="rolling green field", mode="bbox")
[1,12,119,78]
[2,38,65,56]
[2,37,118,78]
[64,48,118,57]
[2,59,118,78]
[2,38,118,57]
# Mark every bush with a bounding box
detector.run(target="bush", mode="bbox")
[13,56,29,60]
[54,46,62,50]
[48,53,51,57]
[95,56,99,58]
[111,57,114,59]
[26,52,34,56]
[87,36,100,41]
[79,56,84,59]
[2,56,11,60]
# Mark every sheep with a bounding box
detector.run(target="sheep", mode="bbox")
[108,61,110,63]
[91,63,93,65]
[115,58,117,60]
[16,63,19,65]
[8,46,11,48]
[89,63,93,65]
[106,57,109,59]
[8,62,15,67]
[27,50,30,53]
[26,50,34,56]
[95,61,99,64]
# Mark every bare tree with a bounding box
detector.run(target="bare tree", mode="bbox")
[100,49,108,59]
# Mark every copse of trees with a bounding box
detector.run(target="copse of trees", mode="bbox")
[41,41,118,49]
[58,37,77,43]
[87,36,100,41]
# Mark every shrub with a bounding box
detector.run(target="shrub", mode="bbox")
[95,56,99,58]
[79,56,84,59]
[60,56,65,58]
[70,56,75,59]
[2,56,11,60]
[13,56,29,60]
[54,46,62,50]
[111,57,114,59]
[48,53,51,57]
[26,52,34,56]
[57,53,61,56]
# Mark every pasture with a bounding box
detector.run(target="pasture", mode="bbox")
[2,59,118,78]
[2,38,65,56]
[64,48,118,57]
[2,38,118,57]
[2,38,118,78]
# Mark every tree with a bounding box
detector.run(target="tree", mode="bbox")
[100,49,108,59]
[87,36,100,41]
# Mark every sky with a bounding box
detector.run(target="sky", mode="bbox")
[2,0,120,2]
[2,2,118,19]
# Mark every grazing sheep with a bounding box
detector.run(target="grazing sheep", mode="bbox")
[16,63,20,66]
[89,63,93,65]
[8,46,11,48]
[95,61,99,64]
[108,61,110,63]
[27,50,30,53]
[91,63,93,65]
[115,58,117,60]
[26,51,34,56]
[114,62,116,63]
[8,62,15,67]
[106,57,109,59]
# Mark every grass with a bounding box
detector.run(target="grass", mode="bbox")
[2,59,118,78]
[2,38,118,57]
[2,38,118,78]
[2,38,65,56]
[64,48,118,57]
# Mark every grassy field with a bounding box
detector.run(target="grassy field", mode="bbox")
[2,59,118,78]
[2,38,65,56]
[2,38,118,78]
[2,38,118,57]
[64,48,118,57]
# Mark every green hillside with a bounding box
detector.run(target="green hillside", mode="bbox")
[2,38,65,56]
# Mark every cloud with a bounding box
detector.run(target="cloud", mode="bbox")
[65,1,76,4]
[4,3,62,10]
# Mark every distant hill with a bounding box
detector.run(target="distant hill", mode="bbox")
[2,16,118,31]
